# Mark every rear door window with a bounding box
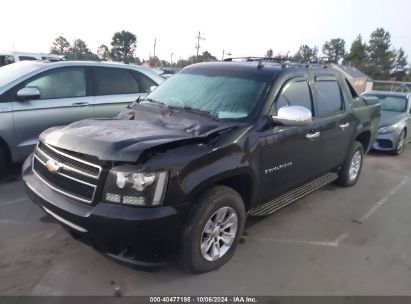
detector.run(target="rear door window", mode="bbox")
[130,70,157,93]
[92,67,140,95]
[314,77,343,117]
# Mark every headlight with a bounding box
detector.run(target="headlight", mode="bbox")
[378,124,399,134]
[103,165,168,207]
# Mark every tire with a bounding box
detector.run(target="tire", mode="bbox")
[336,141,364,187]
[392,129,406,156]
[0,145,8,177]
[181,185,246,274]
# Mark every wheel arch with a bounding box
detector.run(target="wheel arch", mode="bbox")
[355,130,371,152]
[188,170,257,212]
[0,135,11,162]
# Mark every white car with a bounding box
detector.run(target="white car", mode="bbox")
[0,52,64,67]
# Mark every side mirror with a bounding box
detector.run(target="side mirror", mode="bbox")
[16,87,40,101]
[362,96,380,106]
[272,106,312,126]
[149,85,157,93]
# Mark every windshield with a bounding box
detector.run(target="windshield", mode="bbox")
[0,61,43,88]
[367,94,408,112]
[142,71,268,120]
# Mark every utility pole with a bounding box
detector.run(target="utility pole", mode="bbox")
[170,52,174,65]
[222,50,232,61]
[153,38,157,59]
[195,31,205,62]
[74,37,78,60]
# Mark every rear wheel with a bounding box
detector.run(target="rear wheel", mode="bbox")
[336,141,364,187]
[393,130,406,156]
[181,185,245,273]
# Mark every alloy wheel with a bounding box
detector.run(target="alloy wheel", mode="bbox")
[200,206,238,262]
[349,150,362,181]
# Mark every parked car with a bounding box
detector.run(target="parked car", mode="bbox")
[151,67,179,79]
[363,91,411,155]
[0,52,64,67]
[0,61,164,172]
[22,60,380,273]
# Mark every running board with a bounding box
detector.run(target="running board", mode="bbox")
[248,172,338,217]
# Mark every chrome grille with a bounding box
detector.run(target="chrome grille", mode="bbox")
[37,142,100,178]
[33,143,102,204]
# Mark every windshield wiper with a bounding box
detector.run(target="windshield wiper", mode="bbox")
[176,106,217,120]
[140,98,170,109]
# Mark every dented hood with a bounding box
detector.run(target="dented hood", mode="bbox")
[40,104,235,162]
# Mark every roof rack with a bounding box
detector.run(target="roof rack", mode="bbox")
[223,56,330,69]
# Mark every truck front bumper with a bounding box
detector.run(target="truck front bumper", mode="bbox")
[22,157,188,269]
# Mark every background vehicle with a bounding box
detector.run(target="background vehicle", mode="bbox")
[0,61,164,171]
[0,52,64,67]
[363,91,411,155]
[151,67,180,79]
[22,60,380,273]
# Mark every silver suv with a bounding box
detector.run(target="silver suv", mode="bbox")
[0,61,164,172]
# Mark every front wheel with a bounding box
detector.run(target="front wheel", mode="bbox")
[181,185,245,273]
[393,130,406,156]
[336,141,364,187]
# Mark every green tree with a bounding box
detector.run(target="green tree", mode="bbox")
[50,36,71,55]
[176,58,190,68]
[322,38,346,63]
[344,35,367,67]
[97,44,110,61]
[67,39,98,60]
[295,45,319,62]
[110,30,137,63]
[366,28,396,79]
[266,49,273,58]
[161,60,171,67]
[393,47,408,81]
[188,51,217,63]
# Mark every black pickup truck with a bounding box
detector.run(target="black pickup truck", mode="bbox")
[22,59,380,273]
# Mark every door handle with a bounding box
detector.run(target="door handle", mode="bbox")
[339,123,350,129]
[71,102,89,107]
[306,131,320,139]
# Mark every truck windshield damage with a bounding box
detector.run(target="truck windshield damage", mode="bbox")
[141,70,269,120]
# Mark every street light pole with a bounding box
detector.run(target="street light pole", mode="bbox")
[153,38,157,59]
[171,53,174,65]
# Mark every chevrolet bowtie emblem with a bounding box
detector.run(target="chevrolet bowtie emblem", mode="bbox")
[46,160,63,174]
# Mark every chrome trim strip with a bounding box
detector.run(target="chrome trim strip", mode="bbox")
[32,156,95,204]
[41,143,102,178]
[36,146,99,180]
[34,154,97,188]
[42,206,88,233]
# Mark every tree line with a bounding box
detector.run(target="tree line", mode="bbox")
[50,30,139,64]
[265,28,409,81]
[50,30,217,68]
[51,28,409,81]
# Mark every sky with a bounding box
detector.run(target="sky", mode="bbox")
[1,0,411,62]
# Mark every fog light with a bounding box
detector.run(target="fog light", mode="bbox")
[123,196,145,206]
[105,193,121,203]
